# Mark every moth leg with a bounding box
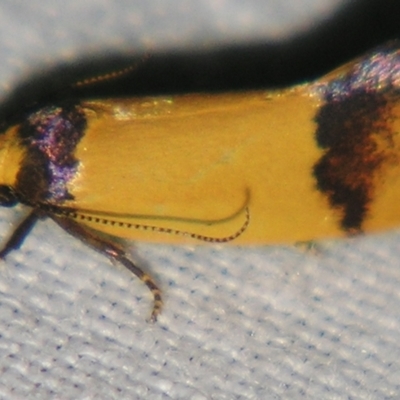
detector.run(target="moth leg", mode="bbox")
[0,210,41,259]
[51,215,162,322]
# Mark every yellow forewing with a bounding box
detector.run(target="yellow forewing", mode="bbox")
[62,84,390,245]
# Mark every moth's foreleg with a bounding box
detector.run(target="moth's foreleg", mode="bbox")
[0,210,41,259]
[51,215,163,322]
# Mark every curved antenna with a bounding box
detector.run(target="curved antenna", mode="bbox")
[44,204,251,243]
[43,188,251,226]
[43,195,250,243]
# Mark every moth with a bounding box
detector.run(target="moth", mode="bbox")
[0,41,399,320]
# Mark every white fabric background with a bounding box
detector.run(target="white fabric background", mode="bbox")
[0,1,399,399]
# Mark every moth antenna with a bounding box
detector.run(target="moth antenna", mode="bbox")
[72,54,149,88]
[49,206,251,243]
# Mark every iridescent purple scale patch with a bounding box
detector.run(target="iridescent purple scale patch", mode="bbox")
[16,104,86,204]
[312,42,400,101]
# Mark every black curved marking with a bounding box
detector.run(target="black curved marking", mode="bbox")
[312,43,400,232]
[15,103,86,205]
[314,91,396,231]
